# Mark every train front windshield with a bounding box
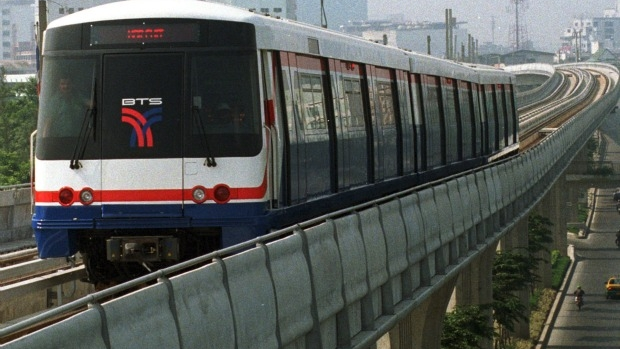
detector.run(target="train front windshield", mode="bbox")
[36,21,262,161]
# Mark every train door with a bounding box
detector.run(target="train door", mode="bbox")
[330,59,369,191]
[100,53,184,217]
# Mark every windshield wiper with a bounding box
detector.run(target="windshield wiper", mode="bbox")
[192,105,217,167]
[70,79,97,169]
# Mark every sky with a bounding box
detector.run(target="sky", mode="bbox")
[367,0,617,52]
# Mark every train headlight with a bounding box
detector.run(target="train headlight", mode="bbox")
[213,184,231,204]
[58,187,75,206]
[79,188,94,205]
[191,186,207,204]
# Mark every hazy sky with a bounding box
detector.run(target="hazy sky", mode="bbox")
[368,0,617,52]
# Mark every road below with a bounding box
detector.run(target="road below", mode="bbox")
[545,109,620,348]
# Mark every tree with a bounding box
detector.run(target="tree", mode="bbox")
[528,213,554,262]
[0,74,38,185]
[492,250,537,348]
[441,304,494,349]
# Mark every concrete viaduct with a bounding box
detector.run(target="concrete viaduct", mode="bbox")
[2,62,619,348]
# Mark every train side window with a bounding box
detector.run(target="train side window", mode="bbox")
[288,54,331,200]
[344,78,365,127]
[458,80,474,160]
[470,83,483,157]
[279,52,302,205]
[397,70,415,175]
[299,73,327,130]
[441,77,460,163]
[476,84,489,155]
[484,84,498,152]
[421,74,443,169]
[331,60,368,191]
[504,84,517,145]
[410,73,425,171]
[368,66,398,181]
[495,84,507,147]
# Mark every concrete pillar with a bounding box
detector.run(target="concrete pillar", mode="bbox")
[535,179,565,289]
[389,300,428,349]
[387,275,458,348]
[419,276,458,348]
[452,260,481,306]
[566,179,580,223]
[567,143,590,175]
[445,241,498,349]
[478,242,497,349]
[551,177,568,252]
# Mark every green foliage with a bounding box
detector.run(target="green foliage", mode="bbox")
[528,288,557,345]
[492,250,538,348]
[528,213,554,263]
[550,249,561,266]
[551,253,571,290]
[577,204,588,223]
[451,218,569,349]
[493,250,539,294]
[0,74,38,185]
[587,165,614,176]
[441,305,494,349]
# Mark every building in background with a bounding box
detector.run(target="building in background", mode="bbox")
[593,15,620,53]
[559,18,595,62]
[558,1,620,64]
[594,0,620,53]
[340,19,470,59]
[0,0,35,65]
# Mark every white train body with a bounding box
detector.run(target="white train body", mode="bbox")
[33,0,518,284]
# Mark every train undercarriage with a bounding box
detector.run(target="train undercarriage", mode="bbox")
[77,229,221,287]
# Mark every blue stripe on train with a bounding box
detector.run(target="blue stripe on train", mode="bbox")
[32,202,271,258]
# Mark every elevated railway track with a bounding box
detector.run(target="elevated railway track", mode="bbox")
[0,63,617,346]
[518,67,611,151]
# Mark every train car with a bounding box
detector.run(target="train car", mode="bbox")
[32,0,518,285]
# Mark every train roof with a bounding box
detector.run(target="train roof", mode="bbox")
[47,0,514,85]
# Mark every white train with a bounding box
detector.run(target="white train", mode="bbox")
[32,0,518,285]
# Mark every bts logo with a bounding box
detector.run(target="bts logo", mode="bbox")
[122,98,163,106]
[121,105,163,148]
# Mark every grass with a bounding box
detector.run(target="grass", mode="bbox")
[577,204,589,223]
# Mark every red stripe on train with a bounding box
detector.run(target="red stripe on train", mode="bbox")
[34,176,267,204]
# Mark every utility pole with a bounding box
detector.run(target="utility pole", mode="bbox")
[445,9,450,59]
[36,1,47,75]
[491,16,496,44]
[320,0,327,28]
[510,0,529,50]
[515,0,520,49]
[427,35,431,55]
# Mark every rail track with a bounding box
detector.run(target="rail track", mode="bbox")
[0,249,38,268]
[518,67,610,152]
[0,253,86,301]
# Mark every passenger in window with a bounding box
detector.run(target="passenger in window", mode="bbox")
[213,102,250,132]
[46,77,87,137]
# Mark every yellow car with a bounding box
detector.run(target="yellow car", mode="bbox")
[606,277,620,299]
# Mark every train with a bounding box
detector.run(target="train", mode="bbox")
[32,0,518,285]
